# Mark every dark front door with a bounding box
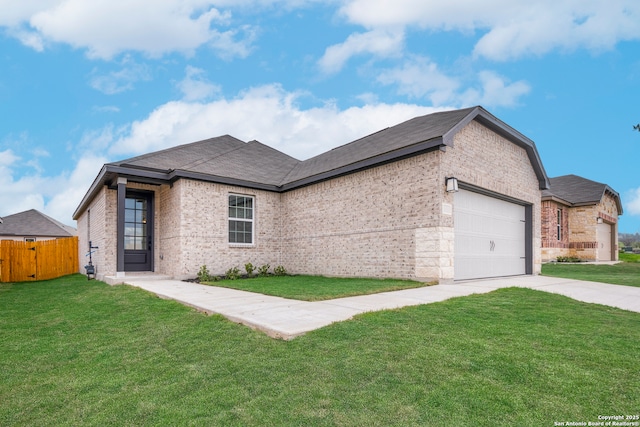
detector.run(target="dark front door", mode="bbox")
[124,192,153,271]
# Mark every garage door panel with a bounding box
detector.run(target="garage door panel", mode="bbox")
[596,223,612,261]
[454,189,527,280]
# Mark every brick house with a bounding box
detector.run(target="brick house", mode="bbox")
[73,106,550,283]
[541,175,622,262]
[0,209,77,242]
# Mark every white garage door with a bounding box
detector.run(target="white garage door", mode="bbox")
[455,189,526,280]
[597,222,612,261]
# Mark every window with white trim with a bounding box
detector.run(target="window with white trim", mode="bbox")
[228,195,254,244]
[557,208,563,241]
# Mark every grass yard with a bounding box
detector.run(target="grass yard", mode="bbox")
[202,275,432,301]
[542,252,640,287]
[1,274,639,426]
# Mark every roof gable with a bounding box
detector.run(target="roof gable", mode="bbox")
[542,174,623,214]
[282,107,477,186]
[0,209,77,237]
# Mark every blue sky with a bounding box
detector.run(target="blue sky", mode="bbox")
[1,1,639,232]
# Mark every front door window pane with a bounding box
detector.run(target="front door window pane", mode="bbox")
[125,197,148,250]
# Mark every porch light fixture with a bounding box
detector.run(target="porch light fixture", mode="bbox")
[446,177,459,193]
[597,217,603,224]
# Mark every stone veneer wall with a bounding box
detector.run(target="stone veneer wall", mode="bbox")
[441,120,543,276]
[280,154,442,280]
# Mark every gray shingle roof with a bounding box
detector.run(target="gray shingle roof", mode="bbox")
[542,174,623,214]
[74,106,550,219]
[282,107,477,185]
[0,209,77,237]
[110,135,300,186]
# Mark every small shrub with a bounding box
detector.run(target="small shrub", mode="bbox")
[197,265,212,282]
[244,262,255,277]
[556,256,582,263]
[257,264,270,277]
[225,266,241,280]
[273,265,288,276]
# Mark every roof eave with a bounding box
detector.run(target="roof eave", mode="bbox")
[541,195,573,206]
[169,170,281,192]
[443,106,550,190]
[73,165,174,220]
[73,165,110,220]
[280,137,445,191]
[73,164,285,220]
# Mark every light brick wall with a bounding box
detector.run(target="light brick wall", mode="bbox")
[75,185,116,280]
[158,182,182,277]
[281,154,442,280]
[280,119,543,281]
[166,179,283,279]
[442,120,543,275]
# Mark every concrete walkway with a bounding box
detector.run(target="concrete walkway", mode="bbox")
[123,275,640,340]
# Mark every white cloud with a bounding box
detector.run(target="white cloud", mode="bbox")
[376,57,530,107]
[89,58,151,94]
[106,84,441,160]
[0,149,20,168]
[338,0,640,61]
[45,154,109,224]
[318,28,404,74]
[92,105,120,113]
[0,146,107,226]
[627,187,640,216]
[459,71,530,107]
[7,27,46,51]
[0,0,62,27]
[0,0,257,59]
[376,56,460,104]
[176,66,221,101]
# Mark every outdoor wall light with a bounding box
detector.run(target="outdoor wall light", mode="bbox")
[597,217,603,224]
[446,177,459,193]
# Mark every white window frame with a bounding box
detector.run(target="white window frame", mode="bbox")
[24,237,36,242]
[228,194,254,246]
[557,208,563,241]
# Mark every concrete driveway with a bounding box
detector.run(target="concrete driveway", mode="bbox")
[123,275,640,340]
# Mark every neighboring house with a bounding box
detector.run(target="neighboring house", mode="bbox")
[0,209,77,241]
[73,106,550,283]
[541,175,622,262]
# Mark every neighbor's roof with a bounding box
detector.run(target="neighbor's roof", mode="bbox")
[542,174,623,214]
[0,209,77,237]
[74,106,549,219]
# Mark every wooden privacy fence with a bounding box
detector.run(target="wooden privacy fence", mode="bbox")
[0,237,78,283]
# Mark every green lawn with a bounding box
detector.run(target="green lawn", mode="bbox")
[202,275,433,301]
[542,253,640,287]
[1,275,639,426]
